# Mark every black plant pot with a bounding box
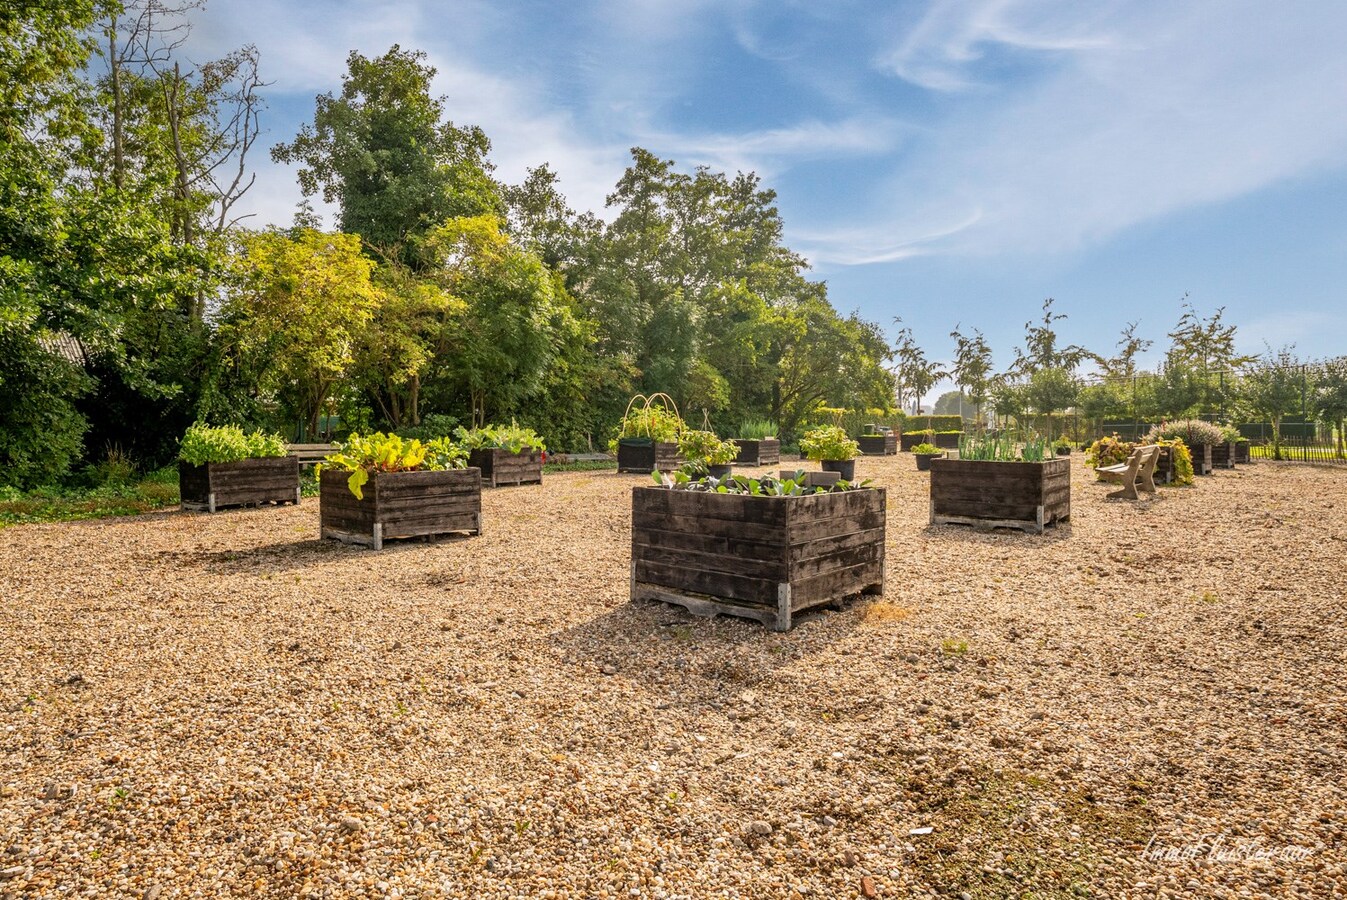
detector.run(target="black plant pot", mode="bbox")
[1056,447,1072,456]
[707,464,733,479]
[821,459,856,480]
[914,452,942,472]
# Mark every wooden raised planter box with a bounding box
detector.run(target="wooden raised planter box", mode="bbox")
[731,438,780,467]
[468,448,542,487]
[630,486,886,631]
[858,433,898,455]
[179,457,300,513]
[616,439,681,474]
[1189,442,1213,476]
[929,457,1070,534]
[933,432,962,450]
[900,432,929,452]
[1234,440,1251,464]
[319,468,481,551]
[1209,441,1235,469]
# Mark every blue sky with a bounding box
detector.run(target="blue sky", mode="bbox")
[188,0,1347,380]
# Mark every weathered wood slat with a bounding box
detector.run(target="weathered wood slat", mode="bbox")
[633,559,778,604]
[858,433,898,455]
[792,560,885,607]
[468,448,544,487]
[631,511,791,544]
[179,458,300,512]
[929,458,1069,533]
[617,440,681,474]
[319,468,481,550]
[731,438,780,466]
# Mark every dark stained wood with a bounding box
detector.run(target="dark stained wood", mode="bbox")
[858,433,898,455]
[1189,442,1213,476]
[900,432,929,452]
[179,457,300,512]
[933,432,961,450]
[467,448,543,487]
[630,486,886,631]
[319,468,481,550]
[1210,441,1235,469]
[929,458,1070,534]
[1234,440,1251,464]
[731,438,780,467]
[617,440,681,474]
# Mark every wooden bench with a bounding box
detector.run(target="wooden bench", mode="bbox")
[1097,445,1160,500]
[286,443,337,467]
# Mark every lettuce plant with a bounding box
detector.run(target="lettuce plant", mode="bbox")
[652,469,870,496]
[320,432,467,499]
[179,424,286,465]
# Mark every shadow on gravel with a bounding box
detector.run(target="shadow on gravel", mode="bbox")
[155,531,479,575]
[921,521,1075,545]
[547,591,866,705]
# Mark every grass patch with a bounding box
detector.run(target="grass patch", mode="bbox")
[862,601,914,623]
[0,467,181,527]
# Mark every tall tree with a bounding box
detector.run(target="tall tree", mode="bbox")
[272,45,500,269]
[1313,357,1347,458]
[1242,346,1304,460]
[1164,298,1255,417]
[949,324,993,428]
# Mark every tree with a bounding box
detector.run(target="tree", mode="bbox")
[273,45,500,269]
[1009,298,1091,376]
[892,320,945,415]
[948,324,993,428]
[1313,357,1347,458]
[1164,298,1255,417]
[222,229,382,438]
[1242,346,1304,460]
[1025,367,1080,439]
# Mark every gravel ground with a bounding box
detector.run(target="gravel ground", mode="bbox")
[1,457,1344,899]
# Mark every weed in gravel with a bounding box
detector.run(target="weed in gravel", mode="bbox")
[862,601,913,623]
[941,638,969,655]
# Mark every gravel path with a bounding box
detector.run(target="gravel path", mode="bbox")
[1,458,1344,899]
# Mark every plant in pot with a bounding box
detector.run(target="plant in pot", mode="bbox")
[317,432,477,550]
[1052,436,1073,456]
[677,429,740,478]
[455,421,546,487]
[178,423,298,512]
[800,425,861,481]
[910,442,943,471]
[611,393,684,473]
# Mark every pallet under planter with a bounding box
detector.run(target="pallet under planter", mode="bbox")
[179,457,300,513]
[929,457,1070,534]
[319,468,481,551]
[616,439,681,474]
[467,448,543,487]
[858,433,898,455]
[630,486,886,631]
[731,438,780,467]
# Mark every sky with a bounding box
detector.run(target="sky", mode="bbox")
[186,0,1347,383]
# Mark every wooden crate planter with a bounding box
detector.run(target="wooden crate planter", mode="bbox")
[900,432,930,452]
[467,448,543,487]
[858,433,898,455]
[732,438,780,467]
[630,486,886,631]
[933,432,962,450]
[319,468,481,551]
[1234,440,1251,464]
[179,457,300,513]
[616,439,681,474]
[1189,442,1213,476]
[1209,441,1235,469]
[929,457,1070,534]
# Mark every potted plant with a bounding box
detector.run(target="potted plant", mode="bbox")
[455,421,545,487]
[178,423,299,513]
[732,419,780,466]
[611,394,683,474]
[1143,420,1224,475]
[929,434,1069,533]
[677,429,740,478]
[858,424,898,455]
[632,470,886,631]
[318,432,478,550]
[910,442,943,471]
[1053,436,1073,456]
[800,426,862,481]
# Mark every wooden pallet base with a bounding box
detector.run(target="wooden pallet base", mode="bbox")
[929,508,1067,534]
[181,488,302,514]
[632,569,882,632]
[321,516,481,552]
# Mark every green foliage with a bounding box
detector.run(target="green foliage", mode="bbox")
[320,431,467,499]
[454,422,546,454]
[737,419,778,440]
[394,413,461,442]
[1085,435,1133,469]
[1143,419,1224,447]
[800,426,861,462]
[900,415,963,433]
[178,423,286,465]
[652,469,872,496]
[677,430,739,466]
[911,443,940,454]
[0,467,181,528]
[0,330,90,489]
[1152,439,1195,485]
[613,397,684,446]
[1241,346,1304,458]
[957,433,1048,462]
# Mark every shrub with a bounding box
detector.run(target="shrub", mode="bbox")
[677,430,739,466]
[454,422,545,454]
[737,419,778,440]
[610,400,683,453]
[1085,435,1134,468]
[394,413,461,442]
[911,443,940,454]
[1152,438,1195,485]
[800,426,861,461]
[1144,419,1223,447]
[179,424,286,465]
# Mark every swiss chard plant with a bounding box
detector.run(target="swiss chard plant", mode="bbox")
[179,424,286,465]
[454,421,545,454]
[652,470,871,496]
[319,432,467,499]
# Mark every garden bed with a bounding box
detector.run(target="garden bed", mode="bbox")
[319,468,481,550]
[1189,442,1213,476]
[929,457,1070,533]
[468,448,543,487]
[1210,441,1235,469]
[616,438,681,474]
[900,432,929,452]
[857,433,897,455]
[731,438,780,467]
[630,486,885,631]
[178,457,300,513]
